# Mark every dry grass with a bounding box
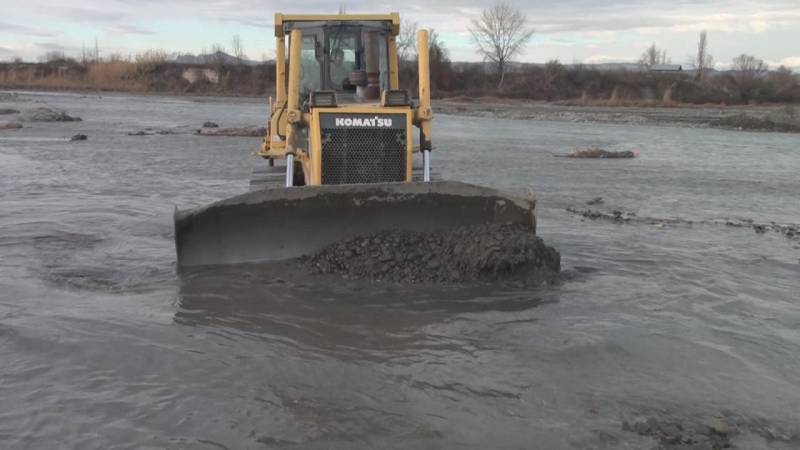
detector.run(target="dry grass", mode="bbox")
[0,73,82,90]
[0,50,169,92]
[556,96,676,108]
[0,60,148,91]
[0,50,275,95]
[87,62,147,90]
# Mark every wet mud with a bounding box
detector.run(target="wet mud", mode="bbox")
[568,207,800,243]
[559,148,639,158]
[128,124,264,137]
[620,410,799,450]
[303,223,561,284]
[127,127,184,136]
[24,107,81,122]
[195,125,266,137]
[0,121,22,130]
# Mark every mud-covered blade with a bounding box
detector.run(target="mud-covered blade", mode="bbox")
[174,181,535,268]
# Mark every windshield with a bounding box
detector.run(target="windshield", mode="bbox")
[290,24,390,103]
[328,31,357,91]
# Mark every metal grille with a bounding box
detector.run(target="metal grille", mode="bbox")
[321,128,407,184]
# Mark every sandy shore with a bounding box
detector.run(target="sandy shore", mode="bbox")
[2,88,794,131]
[434,97,788,128]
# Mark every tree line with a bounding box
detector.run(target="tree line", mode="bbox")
[3,3,798,103]
[397,3,799,104]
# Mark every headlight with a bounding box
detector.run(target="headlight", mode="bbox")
[310,90,337,108]
[381,90,410,107]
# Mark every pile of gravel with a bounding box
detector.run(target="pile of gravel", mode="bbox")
[0,121,22,130]
[25,107,82,122]
[303,223,560,284]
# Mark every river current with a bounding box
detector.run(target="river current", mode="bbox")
[1,91,799,449]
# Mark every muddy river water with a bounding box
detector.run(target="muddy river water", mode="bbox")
[1,91,799,449]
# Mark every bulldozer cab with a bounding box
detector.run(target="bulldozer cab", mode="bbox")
[259,13,430,188]
[289,20,392,103]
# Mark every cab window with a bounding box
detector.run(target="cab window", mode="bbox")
[300,36,321,95]
[328,35,357,91]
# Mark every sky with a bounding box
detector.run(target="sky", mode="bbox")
[1,0,799,69]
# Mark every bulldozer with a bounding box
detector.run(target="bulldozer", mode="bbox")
[174,13,537,268]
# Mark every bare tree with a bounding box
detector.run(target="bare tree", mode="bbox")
[338,4,347,14]
[397,21,418,62]
[230,35,245,65]
[210,44,227,67]
[639,43,669,68]
[731,54,769,101]
[731,54,768,77]
[469,3,534,89]
[427,29,452,92]
[694,31,714,81]
[769,65,796,93]
[40,51,66,63]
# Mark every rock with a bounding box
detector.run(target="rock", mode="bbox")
[202,121,219,128]
[587,196,604,205]
[128,128,179,136]
[622,415,741,450]
[195,126,266,137]
[562,148,639,158]
[0,121,22,130]
[0,108,20,115]
[25,107,82,122]
[69,133,88,141]
[708,418,731,435]
[302,223,561,284]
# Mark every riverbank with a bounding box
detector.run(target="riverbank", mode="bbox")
[436,97,800,131]
[2,87,798,132]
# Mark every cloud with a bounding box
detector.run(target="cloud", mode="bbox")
[780,56,800,68]
[51,6,127,22]
[229,18,274,29]
[0,21,58,37]
[2,0,799,65]
[582,54,637,64]
[105,24,155,35]
[6,0,799,37]
[34,42,78,52]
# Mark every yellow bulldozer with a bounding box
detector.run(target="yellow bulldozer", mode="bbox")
[174,13,537,268]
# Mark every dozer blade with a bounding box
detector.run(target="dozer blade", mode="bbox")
[174,181,536,268]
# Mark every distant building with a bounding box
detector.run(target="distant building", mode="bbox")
[181,68,220,84]
[650,64,683,72]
